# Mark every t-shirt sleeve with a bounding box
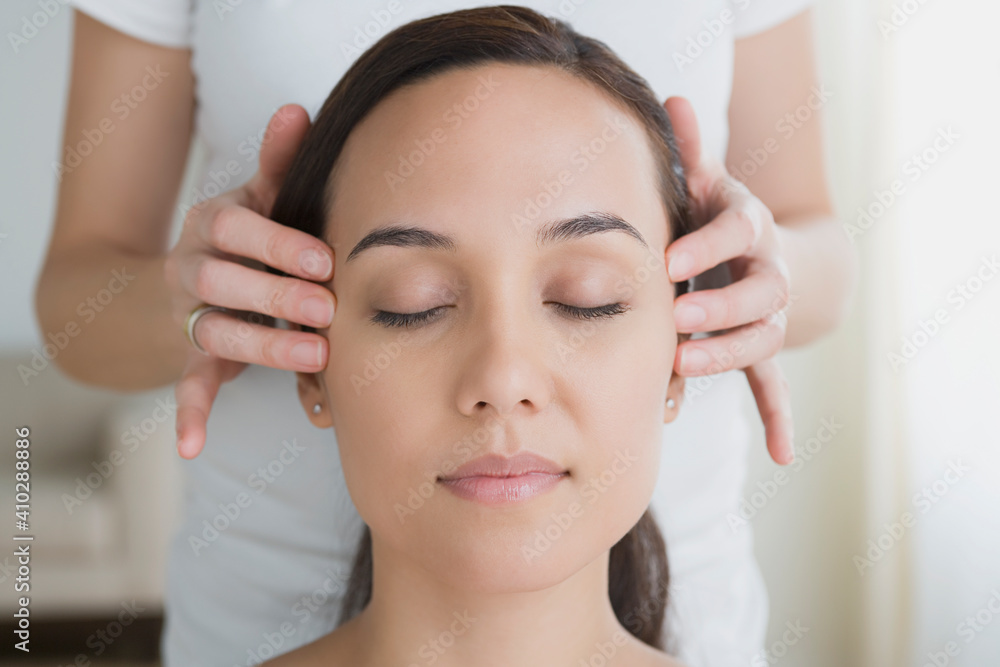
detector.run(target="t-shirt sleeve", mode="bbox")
[68,0,193,49]
[731,0,816,40]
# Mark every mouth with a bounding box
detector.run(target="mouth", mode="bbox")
[437,451,567,480]
[437,471,569,505]
[436,451,569,505]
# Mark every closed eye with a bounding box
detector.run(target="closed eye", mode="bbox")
[369,302,630,329]
[370,307,446,328]
[550,302,630,320]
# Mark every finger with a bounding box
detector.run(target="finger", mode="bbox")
[663,96,702,175]
[673,313,786,376]
[192,308,329,372]
[197,203,333,281]
[673,262,791,333]
[744,359,795,465]
[665,195,767,283]
[247,104,312,215]
[174,354,226,459]
[182,254,335,328]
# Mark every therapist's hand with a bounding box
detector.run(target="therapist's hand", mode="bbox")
[662,96,794,466]
[165,104,335,460]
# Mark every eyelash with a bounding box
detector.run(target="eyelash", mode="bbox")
[370,302,630,329]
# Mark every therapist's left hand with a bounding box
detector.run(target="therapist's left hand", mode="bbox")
[662,96,795,466]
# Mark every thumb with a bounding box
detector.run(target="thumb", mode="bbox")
[663,96,703,176]
[248,103,312,215]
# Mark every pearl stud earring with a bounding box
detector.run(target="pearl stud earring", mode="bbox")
[666,398,676,409]
[313,403,322,414]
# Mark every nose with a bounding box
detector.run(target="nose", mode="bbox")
[454,306,553,419]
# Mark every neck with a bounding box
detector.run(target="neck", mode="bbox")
[342,534,647,667]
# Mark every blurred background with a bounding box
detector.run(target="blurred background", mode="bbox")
[1,0,998,665]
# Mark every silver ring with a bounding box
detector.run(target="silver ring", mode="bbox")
[184,305,230,356]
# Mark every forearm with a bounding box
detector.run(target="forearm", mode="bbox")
[775,212,860,347]
[34,244,190,390]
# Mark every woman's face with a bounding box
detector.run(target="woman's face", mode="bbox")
[297,62,685,591]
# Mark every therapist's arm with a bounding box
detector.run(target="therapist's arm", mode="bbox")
[34,11,196,389]
[35,12,332,409]
[727,8,859,347]
[664,8,859,464]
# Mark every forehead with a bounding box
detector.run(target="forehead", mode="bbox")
[327,62,668,255]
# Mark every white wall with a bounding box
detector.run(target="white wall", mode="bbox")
[746,2,1000,666]
[0,0,74,349]
[740,1,876,665]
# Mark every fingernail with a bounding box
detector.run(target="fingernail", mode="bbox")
[779,447,794,465]
[681,347,710,373]
[291,340,322,368]
[176,432,191,458]
[674,302,707,329]
[300,248,332,279]
[668,252,694,281]
[301,296,334,326]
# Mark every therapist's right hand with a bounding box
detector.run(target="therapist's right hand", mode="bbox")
[164,104,335,460]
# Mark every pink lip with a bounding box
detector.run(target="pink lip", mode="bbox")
[438,452,569,505]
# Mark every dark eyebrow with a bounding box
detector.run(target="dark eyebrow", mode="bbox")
[344,211,649,263]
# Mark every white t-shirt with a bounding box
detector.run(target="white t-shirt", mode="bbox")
[68,1,814,665]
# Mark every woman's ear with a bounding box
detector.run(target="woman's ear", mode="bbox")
[288,321,333,429]
[663,371,685,424]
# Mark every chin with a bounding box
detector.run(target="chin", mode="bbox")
[405,504,630,593]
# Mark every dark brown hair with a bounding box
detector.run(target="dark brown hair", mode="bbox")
[267,5,695,651]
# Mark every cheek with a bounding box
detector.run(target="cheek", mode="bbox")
[572,392,663,541]
[582,443,661,558]
[565,301,671,521]
[323,321,443,533]
[562,295,674,423]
